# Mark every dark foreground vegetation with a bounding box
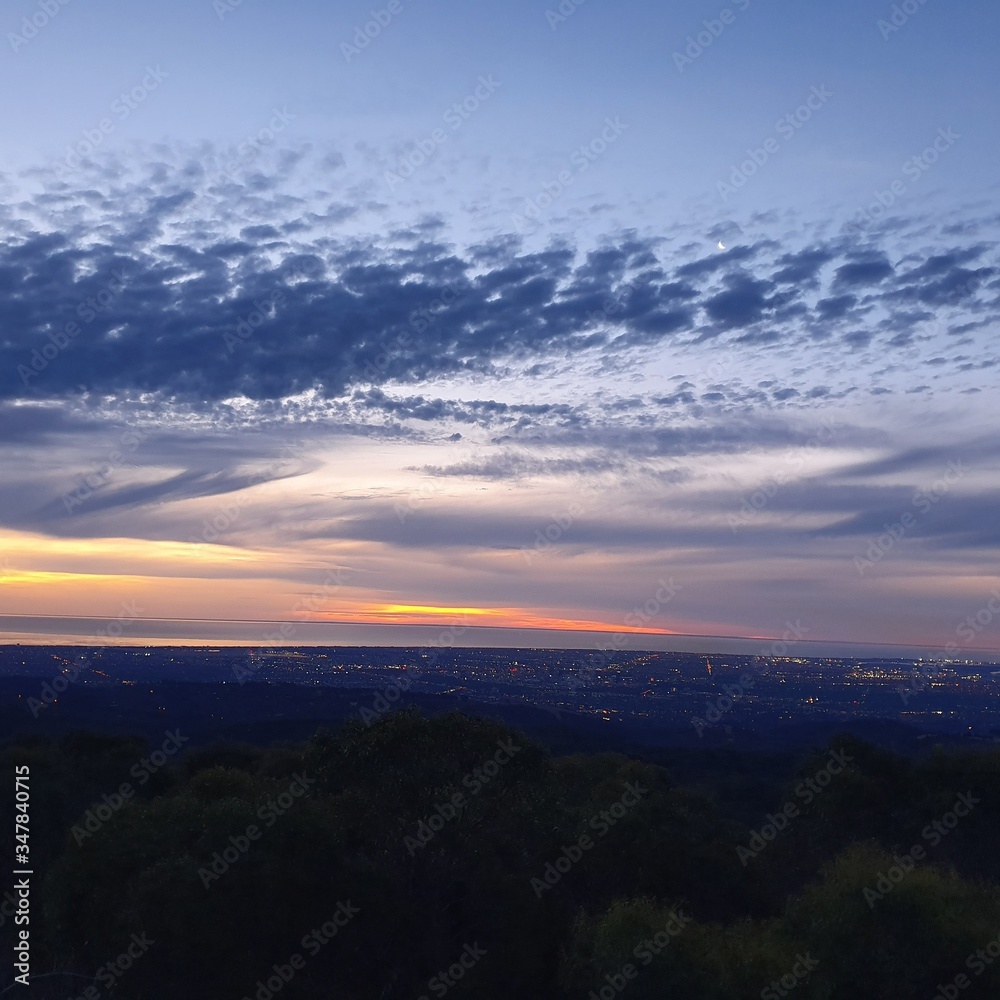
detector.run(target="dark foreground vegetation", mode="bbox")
[3,708,1000,999]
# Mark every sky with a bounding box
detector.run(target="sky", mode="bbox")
[1,0,999,656]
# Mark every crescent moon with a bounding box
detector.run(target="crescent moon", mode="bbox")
[717,241,726,250]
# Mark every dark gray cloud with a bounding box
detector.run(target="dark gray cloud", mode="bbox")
[771,247,834,285]
[703,272,778,328]
[838,437,1000,479]
[286,500,788,553]
[811,492,1000,549]
[815,294,858,320]
[832,254,894,288]
[37,467,306,521]
[0,402,104,442]
[1,154,997,425]
[418,451,629,481]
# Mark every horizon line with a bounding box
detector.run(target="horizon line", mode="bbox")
[1,613,999,657]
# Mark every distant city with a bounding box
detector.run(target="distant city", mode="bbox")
[4,645,999,743]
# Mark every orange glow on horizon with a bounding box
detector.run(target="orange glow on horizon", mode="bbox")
[309,603,679,635]
[0,529,686,638]
[0,568,153,588]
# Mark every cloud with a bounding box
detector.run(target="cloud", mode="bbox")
[703,272,779,328]
[0,154,997,418]
[418,451,630,481]
[832,254,894,287]
[771,247,834,285]
[815,294,858,320]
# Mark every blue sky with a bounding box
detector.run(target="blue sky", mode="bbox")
[2,0,999,654]
[7,0,996,212]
